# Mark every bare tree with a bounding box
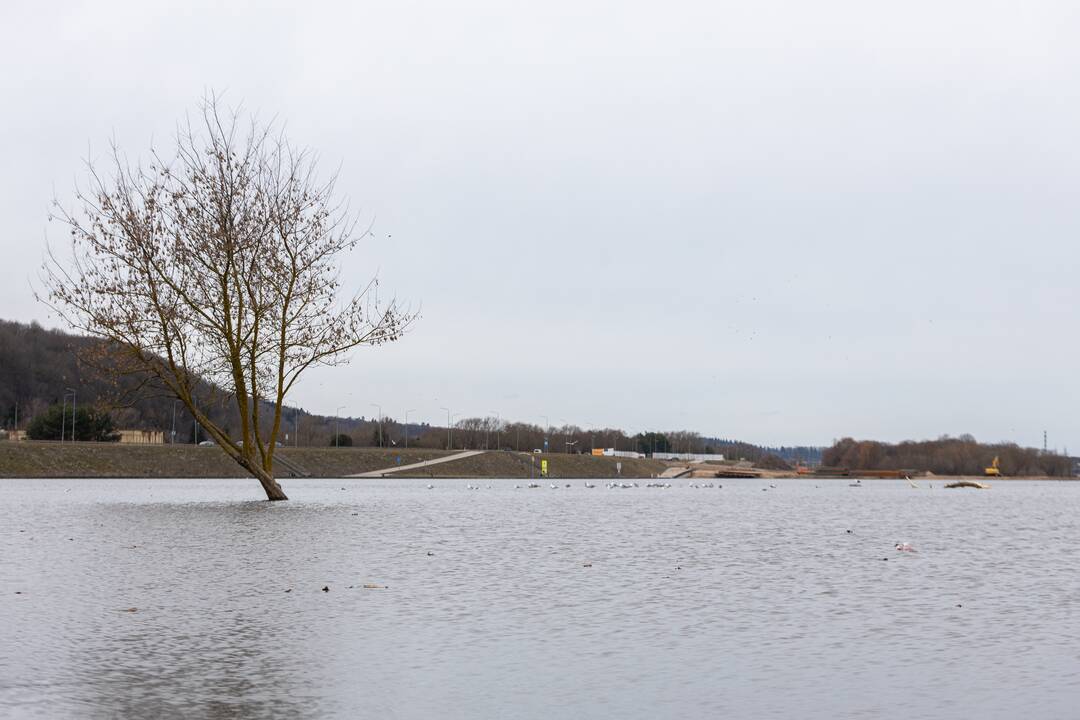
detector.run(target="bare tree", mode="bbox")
[41,96,414,500]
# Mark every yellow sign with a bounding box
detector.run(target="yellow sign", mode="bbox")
[541,459,549,477]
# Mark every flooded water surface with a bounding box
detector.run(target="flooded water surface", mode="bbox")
[1,477,1078,719]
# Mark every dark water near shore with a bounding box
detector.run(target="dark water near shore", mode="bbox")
[1,478,1078,719]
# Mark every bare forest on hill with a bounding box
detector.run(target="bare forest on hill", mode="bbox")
[3,320,828,458]
[823,435,1072,477]
[0,320,415,447]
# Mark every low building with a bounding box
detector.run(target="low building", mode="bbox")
[651,452,726,462]
[117,429,164,445]
[597,448,646,459]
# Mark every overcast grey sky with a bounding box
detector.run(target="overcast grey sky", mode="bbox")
[3,0,1079,448]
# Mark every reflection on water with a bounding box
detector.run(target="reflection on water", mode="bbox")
[1,478,1079,719]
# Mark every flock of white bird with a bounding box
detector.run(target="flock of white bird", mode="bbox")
[420,481,734,490]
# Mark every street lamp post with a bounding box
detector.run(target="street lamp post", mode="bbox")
[440,407,452,450]
[582,418,594,453]
[404,408,417,449]
[490,411,500,451]
[67,388,77,441]
[61,388,76,442]
[171,400,177,444]
[371,403,382,448]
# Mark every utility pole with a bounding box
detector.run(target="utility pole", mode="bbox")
[67,388,76,441]
[171,400,177,444]
[335,405,346,447]
[490,411,500,450]
[371,403,382,447]
[441,407,452,450]
[404,408,417,449]
[1044,430,1048,453]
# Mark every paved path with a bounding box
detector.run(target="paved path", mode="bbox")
[347,450,485,478]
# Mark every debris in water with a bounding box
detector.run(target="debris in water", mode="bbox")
[284,589,292,593]
[583,562,592,568]
[427,551,435,556]
[121,607,138,613]
[322,586,330,592]
[363,584,387,589]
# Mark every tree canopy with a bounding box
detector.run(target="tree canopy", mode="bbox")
[26,404,119,442]
[42,95,413,499]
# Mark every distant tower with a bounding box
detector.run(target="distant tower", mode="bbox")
[1044,430,1048,453]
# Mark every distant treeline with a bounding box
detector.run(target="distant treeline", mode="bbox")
[1,319,821,457]
[0,320,401,447]
[823,436,1072,477]
[708,439,823,465]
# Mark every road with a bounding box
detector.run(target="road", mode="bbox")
[347,450,485,478]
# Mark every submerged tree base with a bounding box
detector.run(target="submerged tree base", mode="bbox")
[248,464,289,501]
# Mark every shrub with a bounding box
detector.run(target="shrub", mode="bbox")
[26,404,120,442]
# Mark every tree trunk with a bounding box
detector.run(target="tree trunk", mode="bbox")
[253,465,289,501]
[236,455,289,501]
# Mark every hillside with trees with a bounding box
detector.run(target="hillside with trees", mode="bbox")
[2,319,820,458]
[0,320,397,447]
[823,435,1071,476]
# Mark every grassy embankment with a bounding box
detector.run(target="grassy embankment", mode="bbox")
[0,443,669,479]
[0,442,447,479]
[395,452,669,479]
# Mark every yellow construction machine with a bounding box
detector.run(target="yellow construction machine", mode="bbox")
[984,456,1002,477]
